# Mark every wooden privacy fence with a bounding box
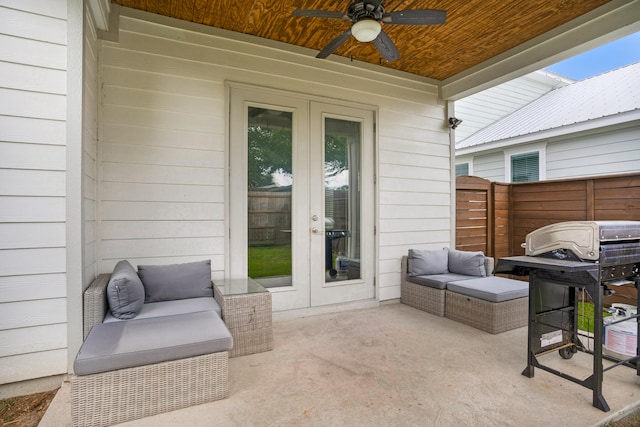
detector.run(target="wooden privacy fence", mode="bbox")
[248,191,291,246]
[456,173,640,259]
[248,189,349,247]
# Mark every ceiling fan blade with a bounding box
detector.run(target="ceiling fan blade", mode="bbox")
[316,29,352,59]
[382,9,446,25]
[373,30,400,62]
[291,9,347,20]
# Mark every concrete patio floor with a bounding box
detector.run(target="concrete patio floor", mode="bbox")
[40,302,640,426]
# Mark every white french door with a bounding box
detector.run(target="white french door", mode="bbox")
[229,85,375,311]
[309,103,375,306]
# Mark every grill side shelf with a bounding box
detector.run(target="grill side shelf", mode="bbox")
[494,256,600,281]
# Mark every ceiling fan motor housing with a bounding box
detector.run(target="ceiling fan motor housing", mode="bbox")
[348,2,385,22]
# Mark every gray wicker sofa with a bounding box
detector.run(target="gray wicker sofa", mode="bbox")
[401,248,528,333]
[71,260,233,427]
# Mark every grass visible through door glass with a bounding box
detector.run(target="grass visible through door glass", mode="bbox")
[248,245,292,278]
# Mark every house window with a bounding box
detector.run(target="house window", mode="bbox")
[455,163,469,176]
[511,152,539,182]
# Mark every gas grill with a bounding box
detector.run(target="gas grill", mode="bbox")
[495,221,640,412]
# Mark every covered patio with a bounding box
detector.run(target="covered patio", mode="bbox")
[3,1,640,425]
[41,303,640,426]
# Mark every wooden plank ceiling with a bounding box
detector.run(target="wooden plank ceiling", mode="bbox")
[111,0,611,80]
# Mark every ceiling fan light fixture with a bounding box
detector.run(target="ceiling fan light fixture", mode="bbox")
[351,19,381,42]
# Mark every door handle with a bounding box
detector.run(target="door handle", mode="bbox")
[311,227,320,234]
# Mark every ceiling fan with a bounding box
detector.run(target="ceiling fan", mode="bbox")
[291,0,446,62]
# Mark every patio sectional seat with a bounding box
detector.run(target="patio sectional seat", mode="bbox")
[445,276,529,334]
[71,260,233,427]
[401,248,495,317]
[401,248,529,333]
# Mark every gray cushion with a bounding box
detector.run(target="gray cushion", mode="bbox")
[74,310,233,376]
[106,260,145,320]
[103,297,222,323]
[448,249,486,277]
[407,248,449,276]
[406,273,476,290]
[138,260,213,303]
[447,277,529,303]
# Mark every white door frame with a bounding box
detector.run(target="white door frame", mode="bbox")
[228,83,376,311]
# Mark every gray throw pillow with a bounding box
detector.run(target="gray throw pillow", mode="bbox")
[407,248,449,276]
[138,260,213,303]
[107,260,145,319]
[448,249,486,277]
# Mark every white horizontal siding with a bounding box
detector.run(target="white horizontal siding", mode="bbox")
[0,142,66,169]
[0,116,66,145]
[470,153,505,182]
[0,324,67,358]
[468,124,640,183]
[101,220,224,239]
[101,162,224,185]
[101,142,223,169]
[0,33,66,70]
[0,298,67,331]
[101,237,225,259]
[0,248,66,277]
[0,88,66,120]
[376,100,448,298]
[547,126,640,179]
[0,170,65,196]
[101,182,223,203]
[0,349,67,385]
[102,121,224,151]
[0,196,66,222]
[0,6,66,44]
[0,223,65,249]
[98,14,448,303]
[0,274,66,302]
[0,61,66,94]
[101,201,224,221]
[0,1,68,385]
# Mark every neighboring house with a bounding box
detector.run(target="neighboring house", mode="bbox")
[1,0,639,392]
[454,70,574,143]
[455,63,640,182]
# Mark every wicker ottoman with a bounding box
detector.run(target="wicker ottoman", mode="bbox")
[445,277,529,334]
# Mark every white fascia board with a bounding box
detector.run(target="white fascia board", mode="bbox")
[441,0,640,101]
[455,111,640,156]
[88,0,111,31]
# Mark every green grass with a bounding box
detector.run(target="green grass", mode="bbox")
[577,301,611,333]
[0,398,15,423]
[248,244,292,278]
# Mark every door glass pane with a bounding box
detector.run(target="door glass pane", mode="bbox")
[247,107,293,288]
[324,118,361,282]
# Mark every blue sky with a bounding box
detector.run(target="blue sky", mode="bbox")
[545,31,640,80]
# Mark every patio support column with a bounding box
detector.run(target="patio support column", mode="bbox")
[447,100,457,248]
[66,0,85,373]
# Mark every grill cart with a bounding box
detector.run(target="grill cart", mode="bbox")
[495,221,640,412]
